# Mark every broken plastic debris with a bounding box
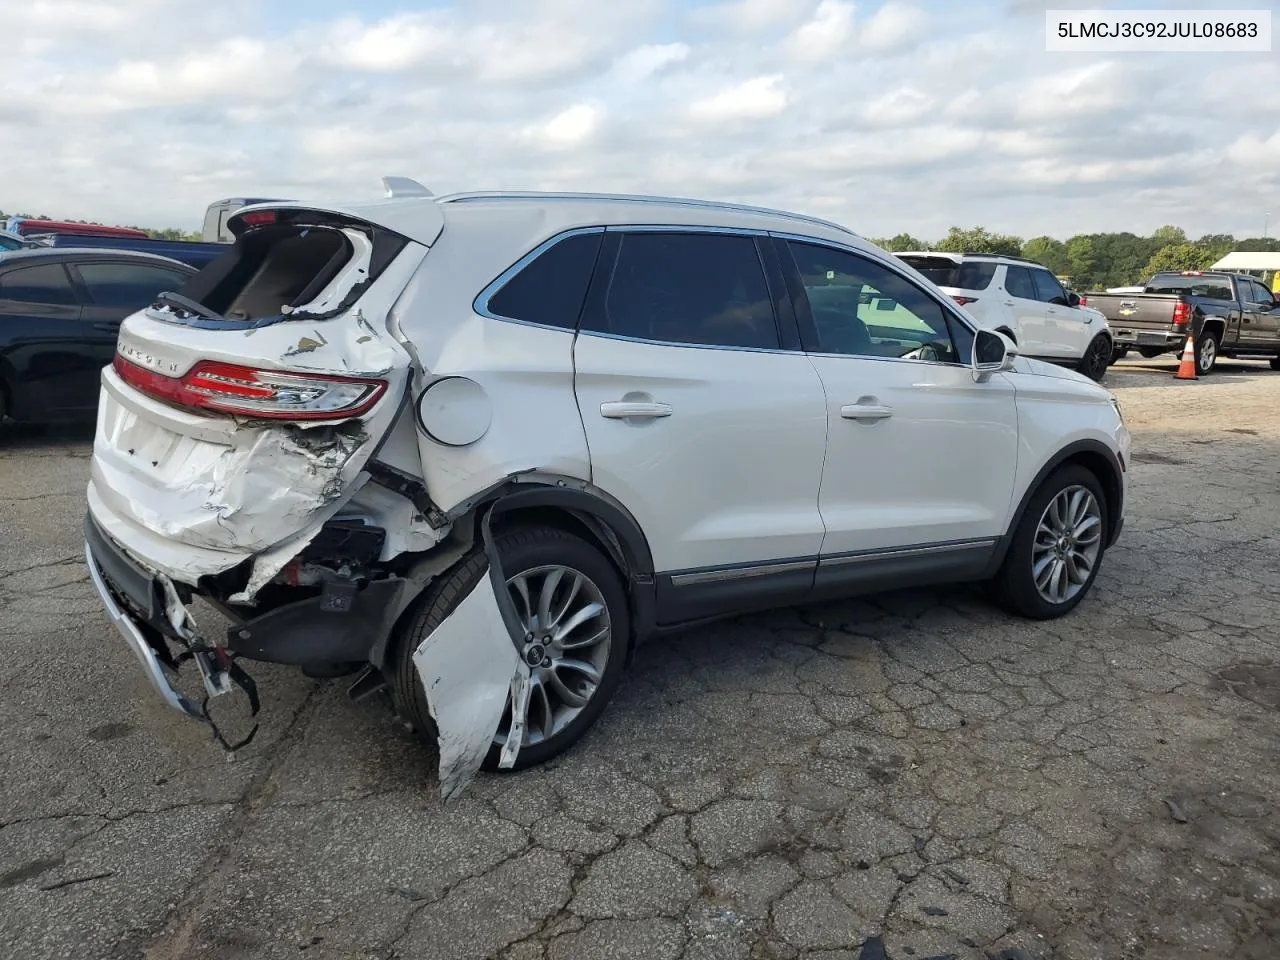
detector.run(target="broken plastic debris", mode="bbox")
[411,566,528,801]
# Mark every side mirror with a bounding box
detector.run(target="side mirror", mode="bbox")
[1067,291,1081,307]
[972,329,1017,382]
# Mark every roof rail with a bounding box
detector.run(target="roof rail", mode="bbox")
[960,251,1039,264]
[434,190,858,237]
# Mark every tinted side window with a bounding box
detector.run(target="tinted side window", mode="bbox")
[1004,265,1036,299]
[77,263,189,309]
[788,241,963,364]
[594,232,779,349]
[1248,280,1273,304]
[486,232,603,329]
[0,263,76,305]
[955,262,998,291]
[1031,269,1068,303]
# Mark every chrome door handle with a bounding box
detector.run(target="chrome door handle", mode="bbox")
[841,403,893,422]
[600,400,672,419]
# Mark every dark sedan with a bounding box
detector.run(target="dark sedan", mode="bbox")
[0,249,197,424]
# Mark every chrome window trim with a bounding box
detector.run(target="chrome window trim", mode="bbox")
[473,226,606,327]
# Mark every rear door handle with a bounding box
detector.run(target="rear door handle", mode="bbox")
[600,400,672,420]
[841,402,893,422]
[1003,300,1015,307]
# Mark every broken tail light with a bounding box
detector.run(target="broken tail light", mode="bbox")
[112,354,387,420]
[1172,302,1192,328]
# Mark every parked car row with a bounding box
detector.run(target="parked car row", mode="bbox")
[79,179,1131,793]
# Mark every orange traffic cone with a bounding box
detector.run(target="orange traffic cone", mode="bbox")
[1174,334,1198,380]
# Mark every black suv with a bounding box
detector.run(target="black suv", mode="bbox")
[0,249,196,424]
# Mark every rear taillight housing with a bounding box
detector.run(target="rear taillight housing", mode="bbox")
[1172,302,1192,328]
[113,355,387,420]
[1078,295,1088,306]
[951,295,979,306]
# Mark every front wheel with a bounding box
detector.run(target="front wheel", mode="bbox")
[988,465,1107,620]
[1196,330,1219,375]
[1078,335,1112,382]
[391,525,630,772]
[1269,357,1280,371]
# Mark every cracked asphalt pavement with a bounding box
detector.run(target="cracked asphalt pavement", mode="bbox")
[2,356,1279,960]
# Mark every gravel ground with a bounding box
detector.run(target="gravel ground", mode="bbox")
[1,355,1278,960]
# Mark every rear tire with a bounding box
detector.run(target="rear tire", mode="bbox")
[988,465,1108,620]
[390,525,630,772]
[1078,334,1111,382]
[1110,346,1128,363]
[1196,330,1219,375]
[1270,357,1280,371]
[1139,348,1164,359]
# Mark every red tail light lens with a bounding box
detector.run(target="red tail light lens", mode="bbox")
[1172,302,1192,327]
[113,355,387,420]
[951,295,979,306]
[238,210,278,226]
[1078,295,1088,306]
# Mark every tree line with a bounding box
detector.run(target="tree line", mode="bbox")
[869,225,1280,290]
[0,210,200,242]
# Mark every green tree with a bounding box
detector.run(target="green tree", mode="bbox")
[871,232,927,252]
[933,225,1023,257]
[1021,236,1070,275]
[1143,242,1218,275]
[1151,225,1187,245]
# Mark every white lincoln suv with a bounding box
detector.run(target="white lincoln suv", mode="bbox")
[84,179,1130,794]
[894,252,1115,381]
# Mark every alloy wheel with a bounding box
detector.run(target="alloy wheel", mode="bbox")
[1032,485,1103,605]
[495,564,612,747]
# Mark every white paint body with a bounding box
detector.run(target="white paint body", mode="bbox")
[90,192,1129,591]
[86,189,1130,796]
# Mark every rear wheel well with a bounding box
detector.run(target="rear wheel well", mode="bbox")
[489,506,631,580]
[1201,317,1225,339]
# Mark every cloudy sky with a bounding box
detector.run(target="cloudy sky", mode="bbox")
[2,0,1276,240]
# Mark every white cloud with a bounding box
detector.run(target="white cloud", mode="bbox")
[541,103,602,147]
[689,75,789,122]
[857,1,927,52]
[693,0,809,32]
[612,43,691,84]
[786,0,856,62]
[0,0,1273,242]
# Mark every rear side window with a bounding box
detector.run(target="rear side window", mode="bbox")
[898,256,997,291]
[1004,265,1036,299]
[590,232,779,350]
[77,262,190,309]
[486,232,603,329]
[0,263,76,305]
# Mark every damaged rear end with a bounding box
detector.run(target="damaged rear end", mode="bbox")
[84,193,450,741]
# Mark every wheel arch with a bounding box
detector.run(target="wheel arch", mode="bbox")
[467,480,657,650]
[987,439,1124,576]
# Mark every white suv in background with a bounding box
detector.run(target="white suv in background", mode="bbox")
[84,180,1130,796]
[895,252,1115,381]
